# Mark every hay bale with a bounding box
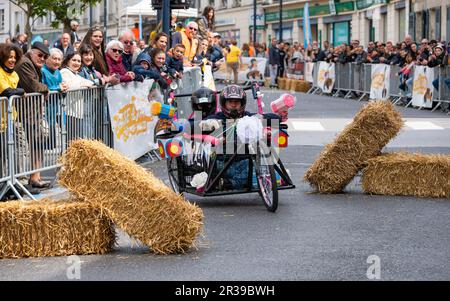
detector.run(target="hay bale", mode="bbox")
[304,101,403,193]
[362,153,450,198]
[0,199,115,259]
[293,80,311,93]
[58,139,204,254]
[277,77,286,89]
[284,78,292,91]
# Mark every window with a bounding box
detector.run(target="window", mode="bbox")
[398,8,405,42]
[0,9,4,31]
[232,0,241,7]
[221,0,228,9]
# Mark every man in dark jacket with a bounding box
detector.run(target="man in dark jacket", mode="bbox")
[268,38,280,87]
[119,30,135,72]
[14,42,50,190]
[54,33,75,57]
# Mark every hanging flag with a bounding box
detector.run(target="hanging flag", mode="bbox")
[303,3,312,49]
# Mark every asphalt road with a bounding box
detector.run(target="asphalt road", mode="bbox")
[1,91,449,281]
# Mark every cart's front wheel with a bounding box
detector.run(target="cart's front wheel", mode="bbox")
[255,145,278,212]
[167,157,183,196]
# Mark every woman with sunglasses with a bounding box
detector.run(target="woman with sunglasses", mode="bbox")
[105,40,135,83]
[79,26,119,85]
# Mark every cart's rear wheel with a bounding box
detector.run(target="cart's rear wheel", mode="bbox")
[255,145,278,212]
[167,157,183,196]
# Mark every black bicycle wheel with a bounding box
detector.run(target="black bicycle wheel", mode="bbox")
[167,157,183,195]
[255,144,278,212]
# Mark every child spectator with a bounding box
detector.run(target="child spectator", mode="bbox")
[167,43,185,79]
[132,48,168,89]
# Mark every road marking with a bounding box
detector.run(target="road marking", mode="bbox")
[292,121,325,131]
[405,121,444,130]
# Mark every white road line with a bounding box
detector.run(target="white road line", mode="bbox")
[404,121,444,130]
[291,121,325,131]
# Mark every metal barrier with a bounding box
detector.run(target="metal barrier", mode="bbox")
[1,96,9,183]
[306,62,320,94]
[174,66,202,119]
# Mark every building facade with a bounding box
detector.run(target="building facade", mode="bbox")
[0,0,151,45]
[203,0,450,47]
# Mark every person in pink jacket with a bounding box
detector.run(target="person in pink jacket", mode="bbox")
[105,40,135,83]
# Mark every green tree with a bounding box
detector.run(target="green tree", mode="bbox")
[10,0,47,44]
[10,0,101,47]
[50,0,102,33]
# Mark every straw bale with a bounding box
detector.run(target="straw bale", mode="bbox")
[304,101,403,193]
[58,139,204,254]
[278,77,286,90]
[0,198,115,259]
[293,80,311,92]
[362,153,450,198]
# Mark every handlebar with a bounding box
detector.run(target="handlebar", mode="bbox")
[172,84,258,99]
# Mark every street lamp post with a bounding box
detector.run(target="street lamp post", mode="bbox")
[162,0,171,37]
[253,0,257,45]
[104,0,107,37]
[279,0,283,41]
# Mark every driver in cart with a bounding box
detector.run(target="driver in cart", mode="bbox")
[194,85,281,190]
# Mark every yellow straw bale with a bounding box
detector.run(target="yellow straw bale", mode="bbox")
[304,101,403,193]
[58,139,204,254]
[0,199,115,259]
[362,153,450,198]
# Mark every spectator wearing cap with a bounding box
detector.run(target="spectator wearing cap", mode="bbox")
[206,31,223,71]
[172,21,199,66]
[55,33,75,58]
[14,41,50,190]
[70,20,81,45]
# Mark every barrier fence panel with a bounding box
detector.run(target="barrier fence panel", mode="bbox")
[0,96,9,183]
[432,66,450,113]
[358,64,372,101]
[307,62,320,94]
[350,63,365,95]
[389,65,406,105]
[174,67,202,119]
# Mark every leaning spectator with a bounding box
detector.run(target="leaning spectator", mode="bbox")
[166,44,185,78]
[79,26,119,85]
[135,32,169,66]
[14,34,28,54]
[135,48,168,89]
[206,31,223,71]
[354,46,368,64]
[78,44,106,86]
[172,21,199,66]
[14,41,50,190]
[119,30,137,71]
[41,48,68,148]
[0,43,28,197]
[0,43,25,98]
[105,40,135,83]
[41,48,68,92]
[197,6,215,41]
[60,52,94,140]
[427,44,446,68]
[60,52,94,89]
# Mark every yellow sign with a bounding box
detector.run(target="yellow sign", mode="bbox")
[113,95,154,142]
[371,72,385,89]
[413,74,428,95]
